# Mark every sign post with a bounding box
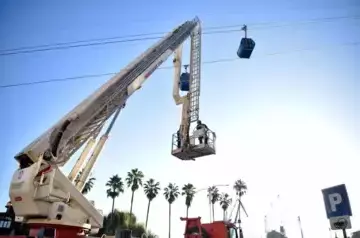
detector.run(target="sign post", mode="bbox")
[322,184,352,238]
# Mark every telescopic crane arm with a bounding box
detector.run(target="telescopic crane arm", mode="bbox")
[15,18,200,166]
[8,17,216,238]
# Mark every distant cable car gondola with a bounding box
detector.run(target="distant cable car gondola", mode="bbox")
[179,65,190,91]
[237,25,255,59]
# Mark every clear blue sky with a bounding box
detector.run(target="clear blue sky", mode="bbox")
[0,0,359,237]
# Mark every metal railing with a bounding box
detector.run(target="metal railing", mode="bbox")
[171,128,216,152]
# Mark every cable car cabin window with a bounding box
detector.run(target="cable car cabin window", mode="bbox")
[237,38,255,59]
[180,72,190,91]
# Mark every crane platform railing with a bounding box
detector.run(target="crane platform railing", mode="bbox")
[171,129,216,160]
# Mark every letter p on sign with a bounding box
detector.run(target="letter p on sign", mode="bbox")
[322,184,352,219]
[329,193,342,212]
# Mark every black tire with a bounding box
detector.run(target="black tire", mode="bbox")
[185,226,209,238]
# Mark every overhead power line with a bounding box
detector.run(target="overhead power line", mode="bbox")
[1,40,358,89]
[0,15,359,56]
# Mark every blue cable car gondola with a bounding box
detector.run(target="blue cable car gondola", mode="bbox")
[180,72,190,91]
[237,25,255,59]
[179,65,190,91]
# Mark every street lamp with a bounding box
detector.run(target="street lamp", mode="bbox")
[195,184,229,193]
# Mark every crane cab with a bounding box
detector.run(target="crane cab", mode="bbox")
[237,25,255,59]
[171,127,216,161]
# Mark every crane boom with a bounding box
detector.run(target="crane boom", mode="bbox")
[14,17,201,166]
[7,17,217,238]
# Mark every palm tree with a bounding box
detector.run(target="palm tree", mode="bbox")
[106,174,124,233]
[126,168,144,218]
[234,179,247,197]
[220,193,232,220]
[181,183,196,218]
[164,183,180,238]
[207,186,220,222]
[233,179,247,224]
[82,177,96,195]
[143,178,161,229]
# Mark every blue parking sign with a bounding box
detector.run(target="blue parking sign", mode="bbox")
[322,184,352,218]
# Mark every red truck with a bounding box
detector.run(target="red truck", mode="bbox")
[181,217,239,238]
